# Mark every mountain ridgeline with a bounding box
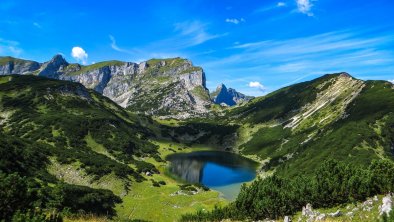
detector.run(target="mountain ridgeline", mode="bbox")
[210,83,253,106]
[0,55,214,118]
[1,54,394,221]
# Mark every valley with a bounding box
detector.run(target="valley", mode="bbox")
[1,59,394,221]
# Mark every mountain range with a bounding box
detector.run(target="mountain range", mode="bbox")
[1,55,393,221]
[0,55,249,118]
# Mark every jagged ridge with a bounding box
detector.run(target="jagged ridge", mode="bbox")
[0,55,212,119]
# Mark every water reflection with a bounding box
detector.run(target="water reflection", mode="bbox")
[166,151,258,199]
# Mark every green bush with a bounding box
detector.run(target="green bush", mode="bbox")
[181,159,394,221]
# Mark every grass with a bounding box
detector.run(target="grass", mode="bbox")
[85,133,117,160]
[0,76,12,84]
[66,61,124,76]
[115,140,227,222]
[0,56,37,65]
[117,179,226,222]
[191,86,210,101]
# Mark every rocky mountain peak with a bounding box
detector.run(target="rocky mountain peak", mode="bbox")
[339,72,352,78]
[38,54,69,77]
[51,54,68,63]
[216,83,227,91]
[211,83,253,106]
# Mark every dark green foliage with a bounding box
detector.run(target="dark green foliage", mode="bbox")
[162,120,239,148]
[0,134,49,177]
[61,184,121,216]
[132,160,159,175]
[178,184,198,192]
[0,173,30,220]
[151,180,161,187]
[181,159,394,221]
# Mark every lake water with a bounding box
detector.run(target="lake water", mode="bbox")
[166,151,258,200]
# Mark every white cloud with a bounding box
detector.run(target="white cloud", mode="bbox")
[249,81,266,91]
[225,18,245,24]
[277,2,286,7]
[71,46,88,65]
[33,22,41,29]
[389,80,394,84]
[0,38,22,56]
[297,0,315,16]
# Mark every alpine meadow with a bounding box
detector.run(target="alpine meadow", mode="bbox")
[1,0,394,222]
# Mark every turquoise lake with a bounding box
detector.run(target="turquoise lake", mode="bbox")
[166,151,258,200]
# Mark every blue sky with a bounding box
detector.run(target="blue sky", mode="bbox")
[1,0,394,96]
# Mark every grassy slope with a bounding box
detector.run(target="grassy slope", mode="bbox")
[0,75,226,221]
[217,74,394,177]
[0,56,38,65]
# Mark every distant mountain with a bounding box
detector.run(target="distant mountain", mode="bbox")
[210,83,253,106]
[0,55,212,118]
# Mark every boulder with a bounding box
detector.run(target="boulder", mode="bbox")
[380,193,393,216]
[302,203,314,217]
[329,210,342,217]
[315,214,326,221]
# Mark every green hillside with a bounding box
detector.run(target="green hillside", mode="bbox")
[0,75,159,220]
[1,73,394,221]
[0,75,225,221]
[220,73,394,176]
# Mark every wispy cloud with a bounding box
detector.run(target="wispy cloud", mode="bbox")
[225,18,245,24]
[0,38,22,56]
[219,30,394,65]
[296,0,315,16]
[106,21,223,61]
[254,2,288,13]
[109,35,135,54]
[202,29,394,95]
[33,22,42,29]
[173,21,224,47]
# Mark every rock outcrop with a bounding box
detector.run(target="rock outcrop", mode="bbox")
[0,57,40,75]
[0,55,212,118]
[210,83,252,106]
[380,193,393,216]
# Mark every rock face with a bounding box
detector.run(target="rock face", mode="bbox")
[0,57,40,75]
[0,55,212,118]
[210,83,252,106]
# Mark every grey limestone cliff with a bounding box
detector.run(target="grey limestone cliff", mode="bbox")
[0,55,212,118]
